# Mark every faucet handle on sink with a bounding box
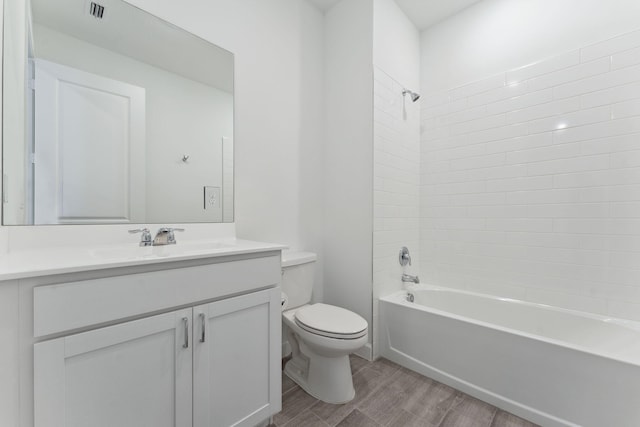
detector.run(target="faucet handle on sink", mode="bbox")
[129,228,152,246]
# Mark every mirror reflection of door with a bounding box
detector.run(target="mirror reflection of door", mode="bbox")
[34,59,146,224]
[2,0,235,225]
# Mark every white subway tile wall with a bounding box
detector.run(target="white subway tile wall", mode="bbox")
[420,29,640,320]
[373,67,421,356]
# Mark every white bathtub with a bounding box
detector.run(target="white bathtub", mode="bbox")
[379,286,640,427]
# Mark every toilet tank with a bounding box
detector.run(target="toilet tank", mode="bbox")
[281,251,317,310]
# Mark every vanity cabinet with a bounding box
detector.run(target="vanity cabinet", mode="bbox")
[194,290,279,427]
[35,308,194,427]
[27,251,282,427]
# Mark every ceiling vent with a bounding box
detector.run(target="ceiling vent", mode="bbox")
[88,2,105,19]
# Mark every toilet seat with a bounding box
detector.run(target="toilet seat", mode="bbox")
[294,303,368,340]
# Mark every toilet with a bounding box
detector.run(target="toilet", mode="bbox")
[281,251,368,404]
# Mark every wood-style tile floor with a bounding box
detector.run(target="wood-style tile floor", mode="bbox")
[273,356,539,427]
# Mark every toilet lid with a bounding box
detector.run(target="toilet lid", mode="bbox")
[295,303,368,339]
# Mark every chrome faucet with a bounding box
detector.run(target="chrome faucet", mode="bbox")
[399,247,419,283]
[129,228,152,246]
[402,273,420,284]
[129,227,185,246]
[399,246,412,266]
[152,227,185,246]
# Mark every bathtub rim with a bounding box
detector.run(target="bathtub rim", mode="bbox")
[379,284,640,368]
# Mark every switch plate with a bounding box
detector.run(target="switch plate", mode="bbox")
[204,186,221,210]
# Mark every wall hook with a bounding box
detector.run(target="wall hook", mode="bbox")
[182,155,190,163]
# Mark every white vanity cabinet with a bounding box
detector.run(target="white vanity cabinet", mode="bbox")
[25,250,282,427]
[194,290,280,427]
[35,308,195,427]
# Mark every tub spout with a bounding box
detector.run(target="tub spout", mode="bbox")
[402,273,419,284]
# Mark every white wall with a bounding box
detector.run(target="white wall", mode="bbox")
[122,1,325,273]
[373,0,420,90]
[298,3,326,299]
[421,0,640,94]
[371,0,420,357]
[33,24,233,223]
[420,3,640,320]
[324,0,374,354]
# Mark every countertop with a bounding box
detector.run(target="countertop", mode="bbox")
[0,238,286,281]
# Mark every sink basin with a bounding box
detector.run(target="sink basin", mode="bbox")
[91,241,234,260]
[178,240,233,252]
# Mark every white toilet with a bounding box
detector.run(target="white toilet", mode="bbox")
[281,251,368,404]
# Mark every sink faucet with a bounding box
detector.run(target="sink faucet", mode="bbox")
[128,228,152,246]
[152,227,185,246]
[402,273,420,284]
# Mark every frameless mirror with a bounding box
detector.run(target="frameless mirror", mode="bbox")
[3,0,234,225]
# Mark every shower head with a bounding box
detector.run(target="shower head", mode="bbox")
[402,89,420,102]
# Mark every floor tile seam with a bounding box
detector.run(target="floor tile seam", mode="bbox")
[404,402,450,427]
[282,410,332,427]
[375,365,422,395]
[296,397,322,417]
[328,408,379,427]
[282,383,299,395]
[278,390,320,423]
[352,366,402,412]
[354,409,384,427]
[308,399,355,427]
[434,393,466,427]
[281,383,303,399]
[349,359,368,376]
[384,410,439,427]
[487,406,499,427]
[306,398,329,420]
[354,382,419,427]
[403,387,463,420]
[357,398,407,427]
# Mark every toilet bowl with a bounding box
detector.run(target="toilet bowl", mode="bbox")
[281,252,368,404]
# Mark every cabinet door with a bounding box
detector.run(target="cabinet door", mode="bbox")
[34,309,193,427]
[194,288,281,427]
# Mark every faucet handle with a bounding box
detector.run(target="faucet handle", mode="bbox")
[129,228,152,246]
[168,228,184,244]
[399,246,412,266]
[128,228,149,233]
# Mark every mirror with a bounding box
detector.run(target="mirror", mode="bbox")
[3,0,234,225]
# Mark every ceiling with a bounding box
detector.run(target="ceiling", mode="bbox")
[396,0,482,30]
[307,0,483,31]
[306,0,342,11]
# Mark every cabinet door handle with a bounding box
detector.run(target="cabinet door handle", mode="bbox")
[199,313,206,343]
[182,317,189,349]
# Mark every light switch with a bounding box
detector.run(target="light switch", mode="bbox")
[204,186,221,210]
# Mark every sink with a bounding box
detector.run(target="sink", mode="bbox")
[91,246,170,260]
[91,240,234,260]
[178,240,233,252]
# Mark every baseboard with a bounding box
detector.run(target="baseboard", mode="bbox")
[354,343,372,361]
[383,346,577,427]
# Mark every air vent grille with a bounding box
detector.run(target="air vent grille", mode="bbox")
[89,2,105,19]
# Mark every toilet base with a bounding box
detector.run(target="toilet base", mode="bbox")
[284,352,355,404]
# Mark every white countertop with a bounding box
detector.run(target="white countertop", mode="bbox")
[0,239,286,281]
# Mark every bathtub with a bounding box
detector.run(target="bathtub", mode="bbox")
[379,286,640,427]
